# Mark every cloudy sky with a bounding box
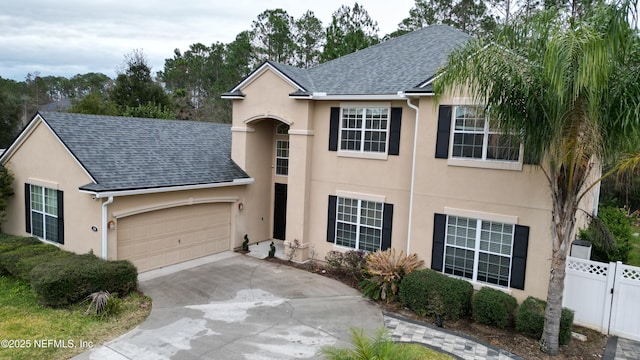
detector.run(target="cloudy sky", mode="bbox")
[0,0,415,81]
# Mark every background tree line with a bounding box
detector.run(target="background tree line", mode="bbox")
[0,0,622,148]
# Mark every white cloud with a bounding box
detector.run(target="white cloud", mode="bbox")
[0,0,415,81]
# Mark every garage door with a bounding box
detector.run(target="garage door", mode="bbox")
[117,203,230,272]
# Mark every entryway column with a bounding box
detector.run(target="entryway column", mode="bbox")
[284,128,314,262]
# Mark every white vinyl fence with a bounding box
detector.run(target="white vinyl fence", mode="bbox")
[564,256,640,341]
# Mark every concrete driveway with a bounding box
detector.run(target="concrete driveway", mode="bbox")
[73,252,383,359]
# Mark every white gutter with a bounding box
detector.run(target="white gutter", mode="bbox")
[80,178,254,199]
[290,92,435,101]
[101,196,114,260]
[303,94,410,101]
[405,96,420,255]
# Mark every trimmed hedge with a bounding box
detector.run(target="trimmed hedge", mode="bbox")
[30,254,138,307]
[14,251,74,281]
[0,236,47,275]
[399,269,473,320]
[472,287,518,328]
[515,296,574,345]
[0,236,41,254]
[0,243,59,276]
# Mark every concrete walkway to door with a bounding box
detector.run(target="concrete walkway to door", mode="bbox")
[72,252,383,359]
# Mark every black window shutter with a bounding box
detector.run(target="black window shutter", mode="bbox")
[329,107,340,151]
[381,203,393,250]
[510,224,530,290]
[431,213,447,271]
[56,190,64,245]
[388,108,402,156]
[327,195,337,243]
[24,183,31,233]
[435,105,452,159]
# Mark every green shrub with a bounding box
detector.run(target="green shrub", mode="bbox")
[30,254,138,307]
[0,243,59,277]
[0,167,14,231]
[515,296,574,345]
[0,236,41,254]
[399,269,473,320]
[325,251,344,273]
[324,250,367,282]
[0,237,42,275]
[14,251,74,281]
[579,206,633,263]
[343,250,368,281]
[472,287,518,328]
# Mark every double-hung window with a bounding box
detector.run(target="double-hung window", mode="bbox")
[26,184,64,244]
[275,140,289,176]
[275,124,289,176]
[444,215,514,287]
[340,107,389,153]
[327,195,393,252]
[335,197,384,252]
[451,106,520,162]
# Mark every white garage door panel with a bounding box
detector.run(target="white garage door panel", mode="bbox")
[117,203,230,272]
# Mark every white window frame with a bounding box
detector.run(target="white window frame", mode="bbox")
[29,185,59,243]
[334,196,384,252]
[275,139,289,176]
[338,107,390,155]
[448,105,524,171]
[443,215,515,288]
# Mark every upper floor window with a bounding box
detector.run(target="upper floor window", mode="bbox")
[329,106,402,157]
[340,107,389,153]
[276,123,289,135]
[451,106,520,162]
[275,140,289,176]
[274,123,289,176]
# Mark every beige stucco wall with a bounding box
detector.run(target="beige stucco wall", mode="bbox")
[305,101,414,260]
[410,96,554,301]
[231,68,315,245]
[2,118,102,255]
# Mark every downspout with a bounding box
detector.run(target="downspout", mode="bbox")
[405,97,420,254]
[101,196,114,260]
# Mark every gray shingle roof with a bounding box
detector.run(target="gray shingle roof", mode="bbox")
[38,111,250,192]
[307,25,469,95]
[231,25,470,96]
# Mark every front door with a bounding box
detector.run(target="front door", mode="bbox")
[273,183,287,240]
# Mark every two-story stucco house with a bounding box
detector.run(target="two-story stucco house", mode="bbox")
[0,25,595,301]
[221,24,595,301]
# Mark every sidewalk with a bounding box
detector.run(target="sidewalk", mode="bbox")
[604,336,640,360]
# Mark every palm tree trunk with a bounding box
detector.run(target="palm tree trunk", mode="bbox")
[541,194,577,354]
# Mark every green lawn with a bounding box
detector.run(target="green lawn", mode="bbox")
[628,226,640,267]
[0,276,151,360]
[396,343,455,359]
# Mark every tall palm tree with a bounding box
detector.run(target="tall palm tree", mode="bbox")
[433,2,639,355]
